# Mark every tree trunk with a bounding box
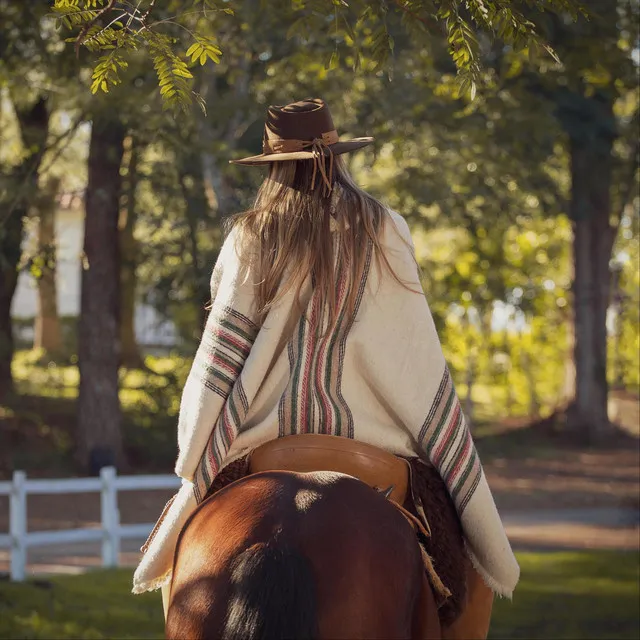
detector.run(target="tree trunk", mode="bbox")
[179,155,213,332]
[503,329,515,415]
[77,113,126,473]
[560,322,576,405]
[119,135,144,369]
[0,96,49,399]
[566,102,616,443]
[464,358,475,428]
[521,341,539,418]
[196,64,244,217]
[33,176,63,356]
[0,223,20,398]
[463,312,475,427]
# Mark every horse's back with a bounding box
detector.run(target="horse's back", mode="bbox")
[167,470,440,640]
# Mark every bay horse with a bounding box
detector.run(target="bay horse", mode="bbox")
[165,469,442,640]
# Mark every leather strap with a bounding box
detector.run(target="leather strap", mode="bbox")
[263,129,339,153]
[263,129,339,195]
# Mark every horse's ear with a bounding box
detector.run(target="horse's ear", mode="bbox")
[379,485,394,500]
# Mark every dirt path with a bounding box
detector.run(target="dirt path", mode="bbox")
[484,448,640,513]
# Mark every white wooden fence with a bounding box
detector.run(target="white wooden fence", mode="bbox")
[0,467,180,581]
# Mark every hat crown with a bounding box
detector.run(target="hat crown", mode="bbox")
[229,97,373,167]
[265,98,335,142]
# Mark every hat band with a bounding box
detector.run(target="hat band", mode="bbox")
[263,129,339,154]
[262,130,339,195]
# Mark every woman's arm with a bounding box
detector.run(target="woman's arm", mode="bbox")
[174,226,259,482]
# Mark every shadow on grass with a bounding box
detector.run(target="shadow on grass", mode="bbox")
[473,420,564,461]
[1,392,180,479]
[473,414,639,463]
[0,394,78,478]
[2,399,181,479]
[1,353,190,478]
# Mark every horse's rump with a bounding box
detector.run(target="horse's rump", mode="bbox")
[204,455,467,625]
[168,470,439,639]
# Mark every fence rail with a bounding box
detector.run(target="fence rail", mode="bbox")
[0,468,181,581]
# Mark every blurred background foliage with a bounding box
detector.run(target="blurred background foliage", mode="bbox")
[0,0,638,475]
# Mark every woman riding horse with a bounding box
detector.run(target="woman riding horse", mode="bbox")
[133,98,519,638]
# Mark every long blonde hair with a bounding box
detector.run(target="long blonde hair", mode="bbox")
[231,155,405,326]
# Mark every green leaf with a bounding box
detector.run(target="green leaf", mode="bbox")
[172,68,193,79]
[186,43,200,57]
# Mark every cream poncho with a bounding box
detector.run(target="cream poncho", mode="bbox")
[133,207,520,597]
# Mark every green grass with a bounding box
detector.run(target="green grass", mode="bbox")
[10,351,190,413]
[490,551,640,639]
[0,571,162,639]
[0,551,638,639]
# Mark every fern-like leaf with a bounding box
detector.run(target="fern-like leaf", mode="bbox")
[89,49,128,94]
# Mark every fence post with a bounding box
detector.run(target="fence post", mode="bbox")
[101,466,119,567]
[10,470,27,581]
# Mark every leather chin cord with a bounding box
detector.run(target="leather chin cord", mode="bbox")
[264,129,338,195]
[307,137,335,196]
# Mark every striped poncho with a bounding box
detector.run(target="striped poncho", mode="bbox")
[133,207,520,597]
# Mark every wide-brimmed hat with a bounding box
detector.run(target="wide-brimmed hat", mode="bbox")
[230,98,373,193]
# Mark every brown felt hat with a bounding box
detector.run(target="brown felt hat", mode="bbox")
[230,98,374,166]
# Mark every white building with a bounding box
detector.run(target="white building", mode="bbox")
[11,192,178,350]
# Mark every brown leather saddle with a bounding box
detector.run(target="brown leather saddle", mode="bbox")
[249,433,409,505]
[249,434,450,602]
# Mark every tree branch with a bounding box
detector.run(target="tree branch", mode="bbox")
[75,0,118,57]
[139,0,157,23]
[0,112,87,228]
[125,0,145,29]
[38,113,88,177]
[391,0,439,31]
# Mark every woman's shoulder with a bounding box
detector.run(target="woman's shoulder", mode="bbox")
[382,208,415,251]
[220,219,260,264]
[208,221,262,290]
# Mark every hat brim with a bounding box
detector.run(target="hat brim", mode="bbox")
[229,137,374,166]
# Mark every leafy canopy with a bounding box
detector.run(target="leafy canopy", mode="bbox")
[51,0,585,110]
